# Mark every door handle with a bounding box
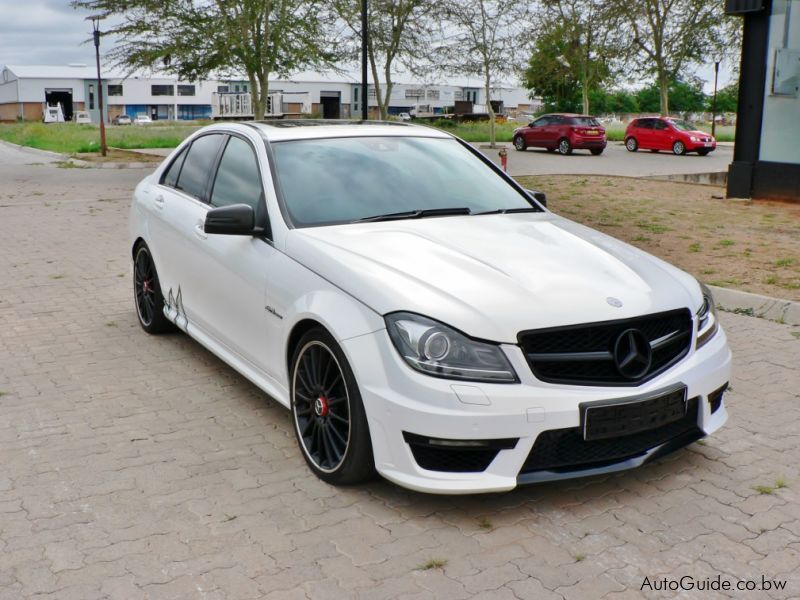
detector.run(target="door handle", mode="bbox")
[154,194,165,209]
[194,222,208,240]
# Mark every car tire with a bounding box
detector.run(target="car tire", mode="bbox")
[513,135,527,151]
[625,137,638,152]
[557,138,573,155]
[133,242,175,334]
[590,148,604,156]
[290,327,375,485]
[672,141,686,155]
[698,149,710,156]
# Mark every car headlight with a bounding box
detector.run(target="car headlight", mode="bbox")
[385,312,518,383]
[690,136,698,142]
[696,282,719,349]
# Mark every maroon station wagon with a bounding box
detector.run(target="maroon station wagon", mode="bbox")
[513,113,607,156]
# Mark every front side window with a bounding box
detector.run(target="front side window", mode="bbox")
[653,120,668,130]
[668,119,694,131]
[175,135,224,200]
[271,136,536,227]
[532,116,551,127]
[210,136,263,211]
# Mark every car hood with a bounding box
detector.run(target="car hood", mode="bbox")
[285,213,701,343]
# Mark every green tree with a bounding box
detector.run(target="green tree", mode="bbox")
[709,81,738,112]
[333,0,437,120]
[524,24,582,113]
[637,79,706,113]
[72,0,340,120]
[535,0,621,115]
[617,0,731,115]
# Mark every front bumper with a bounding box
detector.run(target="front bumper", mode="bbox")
[687,140,717,152]
[342,326,731,494]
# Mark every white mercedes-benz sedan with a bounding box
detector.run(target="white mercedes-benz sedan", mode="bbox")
[129,121,731,494]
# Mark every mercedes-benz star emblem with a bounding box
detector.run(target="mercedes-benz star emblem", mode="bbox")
[613,328,652,379]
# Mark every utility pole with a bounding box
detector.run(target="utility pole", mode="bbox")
[711,60,720,139]
[87,14,107,156]
[361,0,368,120]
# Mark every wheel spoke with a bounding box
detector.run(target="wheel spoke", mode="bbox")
[322,426,342,463]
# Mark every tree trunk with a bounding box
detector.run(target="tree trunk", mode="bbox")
[485,72,496,149]
[582,84,589,115]
[659,71,669,116]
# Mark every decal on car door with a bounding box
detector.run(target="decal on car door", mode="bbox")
[165,286,189,332]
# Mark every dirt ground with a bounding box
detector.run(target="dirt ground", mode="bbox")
[515,175,800,302]
[75,148,164,163]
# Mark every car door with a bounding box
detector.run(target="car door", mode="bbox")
[526,116,549,146]
[652,119,670,150]
[185,134,281,376]
[149,133,226,329]
[636,118,654,149]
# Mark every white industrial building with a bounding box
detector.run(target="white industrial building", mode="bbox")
[0,64,538,122]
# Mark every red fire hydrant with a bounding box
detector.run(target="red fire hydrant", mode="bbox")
[498,147,508,172]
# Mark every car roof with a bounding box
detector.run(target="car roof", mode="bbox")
[243,119,452,142]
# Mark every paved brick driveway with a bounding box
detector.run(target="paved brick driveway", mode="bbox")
[1,152,799,599]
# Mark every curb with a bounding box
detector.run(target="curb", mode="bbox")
[63,158,157,169]
[709,285,800,326]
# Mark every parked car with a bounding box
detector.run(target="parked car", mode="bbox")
[74,111,92,124]
[398,112,411,121]
[130,121,730,494]
[513,113,607,155]
[134,113,153,126]
[114,114,132,126]
[625,117,717,156]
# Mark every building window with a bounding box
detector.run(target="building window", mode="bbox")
[89,84,94,110]
[427,89,440,100]
[217,85,229,93]
[405,88,425,99]
[108,84,123,96]
[151,85,174,96]
[177,85,195,96]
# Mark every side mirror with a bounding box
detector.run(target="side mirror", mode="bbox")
[526,189,547,208]
[204,203,262,236]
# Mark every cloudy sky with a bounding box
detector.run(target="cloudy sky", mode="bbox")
[1,0,735,92]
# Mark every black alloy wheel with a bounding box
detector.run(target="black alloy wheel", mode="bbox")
[291,329,374,484]
[133,243,173,334]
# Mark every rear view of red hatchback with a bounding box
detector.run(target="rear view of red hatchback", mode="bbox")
[513,114,607,155]
[625,117,716,156]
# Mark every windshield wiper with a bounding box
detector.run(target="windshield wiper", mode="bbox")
[473,207,541,215]
[354,207,472,223]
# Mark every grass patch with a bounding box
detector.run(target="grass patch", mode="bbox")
[775,258,796,268]
[423,119,519,143]
[477,516,493,530]
[791,332,800,339]
[718,239,735,247]
[0,122,200,154]
[0,390,7,397]
[49,274,65,280]
[688,243,701,253]
[753,485,774,495]
[766,275,778,285]
[418,558,448,570]
[775,478,787,489]
[574,553,586,562]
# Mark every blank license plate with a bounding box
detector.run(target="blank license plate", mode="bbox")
[580,385,688,441]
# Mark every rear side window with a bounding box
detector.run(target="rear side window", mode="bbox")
[636,119,654,129]
[210,136,263,211]
[176,134,225,200]
[161,147,187,188]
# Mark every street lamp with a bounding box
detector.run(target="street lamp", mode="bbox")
[86,14,107,156]
[711,59,720,138]
[361,0,368,120]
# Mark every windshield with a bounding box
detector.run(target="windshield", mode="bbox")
[668,119,695,131]
[271,136,537,227]
[569,117,600,127]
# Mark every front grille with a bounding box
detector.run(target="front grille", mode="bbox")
[520,398,701,474]
[518,309,692,386]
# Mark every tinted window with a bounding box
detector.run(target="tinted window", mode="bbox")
[569,117,600,126]
[176,135,224,200]
[532,117,551,127]
[271,136,536,227]
[653,120,668,130]
[636,119,653,129]
[162,146,188,188]
[210,137,263,211]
